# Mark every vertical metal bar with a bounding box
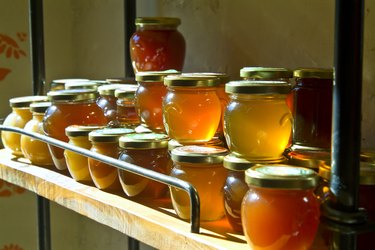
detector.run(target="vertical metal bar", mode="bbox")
[124,0,136,78]
[29,0,46,95]
[37,195,51,250]
[128,237,140,250]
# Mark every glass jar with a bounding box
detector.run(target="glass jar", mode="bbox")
[135,70,180,132]
[20,102,53,166]
[2,95,48,156]
[163,74,222,143]
[167,137,224,155]
[130,17,186,73]
[43,89,107,171]
[115,88,140,128]
[64,125,104,183]
[118,133,170,198]
[65,81,99,90]
[292,68,333,150]
[224,80,292,160]
[170,145,228,221]
[88,128,134,192]
[50,78,90,91]
[242,165,320,250]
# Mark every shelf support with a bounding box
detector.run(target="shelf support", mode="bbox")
[124,0,136,78]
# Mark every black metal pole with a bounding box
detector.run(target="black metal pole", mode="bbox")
[128,237,140,250]
[37,195,51,250]
[124,0,136,78]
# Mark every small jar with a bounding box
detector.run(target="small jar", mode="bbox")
[242,165,320,250]
[50,78,90,91]
[2,95,48,156]
[65,81,99,90]
[115,87,140,128]
[224,80,292,160]
[130,17,186,73]
[292,68,333,150]
[43,89,107,170]
[163,74,222,143]
[135,70,180,132]
[64,125,104,183]
[20,102,53,166]
[118,133,170,198]
[88,128,134,192]
[170,145,228,221]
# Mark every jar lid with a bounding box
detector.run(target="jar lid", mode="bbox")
[135,70,181,82]
[361,150,375,163]
[65,81,98,90]
[293,68,333,79]
[240,67,293,79]
[47,89,98,102]
[114,87,137,99]
[9,95,49,108]
[65,125,105,137]
[168,138,223,151]
[98,84,137,96]
[52,78,90,85]
[224,154,287,171]
[135,17,181,27]
[225,80,291,94]
[171,146,228,164]
[88,127,135,143]
[119,133,169,149]
[182,72,230,85]
[30,101,52,113]
[287,149,331,170]
[89,80,109,86]
[245,165,319,189]
[134,125,153,133]
[164,74,221,87]
[105,77,136,84]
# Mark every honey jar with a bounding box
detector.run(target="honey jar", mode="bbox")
[163,74,222,144]
[170,145,228,221]
[43,89,107,171]
[115,87,140,127]
[118,133,170,198]
[20,102,53,166]
[242,165,320,250]
[2,95,48,156]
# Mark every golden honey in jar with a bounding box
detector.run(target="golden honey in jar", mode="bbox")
[43,89,107,171]
[20,102,53,166]
[88,128,134,192]
[118,133,170,198]
[170,145,228,221]
[115,87,140,128]
[50,78,90,91]
[64,125,104,183]
[224,80,292,160]
[2,95,48,156]
[135,70,180,132]
[163,74,222,143]
[242,165,320,250]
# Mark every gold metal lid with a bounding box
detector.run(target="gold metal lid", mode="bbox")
[52,78,89,85]
[293,68,333,79]
[47,89,98,102]
[245,165,319,189]
[119,133,169,149]
[171,146,228,164]
[65,81,98,90]
[98,84,137,96]
[182,72,230,85]
[135,17,181,27]
[89,80,109,86]
[168,138,223,151]
[360,150,375,163]
[88,128,135,143]
[225,80,291,94]
[224,154,287,171]
[105,77,136,84]
[9,95,49,108]
[114,87,138,99]
[65,125,106,137]
[135,70,180,82]
[30,102,51,113]
[287,149,331,170]
[240,67,293,79]
[164,74,221,87]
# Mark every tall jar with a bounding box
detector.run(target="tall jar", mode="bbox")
[118,133,170,198]
[1,95,48,156]
[224,80,292,160]
[242,165,320,250]
[163,74,222,143]
[170,145,228,221]
[292,68,333,150]
[135,70,180,132]
[43,89,107,171]
[130,17,186,73]
[115,88,140,128]
[20,102,53,166]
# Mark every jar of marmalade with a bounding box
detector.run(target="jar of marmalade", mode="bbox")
[224,80,292,160]
[170,145,228,221]
[118,133,170,198]
[20,102,53,166]
[135,70,180,132]
[2,95,48,156]
[242,165,320,250]
[130,17,186,73]
[163,74,222,143]
[292,68,333,150]
[115,88,140,128]
[43,89,107,171]
[88,128,134,192]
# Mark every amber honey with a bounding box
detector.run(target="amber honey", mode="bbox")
[115,87,140,127]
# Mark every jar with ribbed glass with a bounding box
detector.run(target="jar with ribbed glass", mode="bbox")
[2,95,48,156]
[43,89,107,171]
[224,80,292,160]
